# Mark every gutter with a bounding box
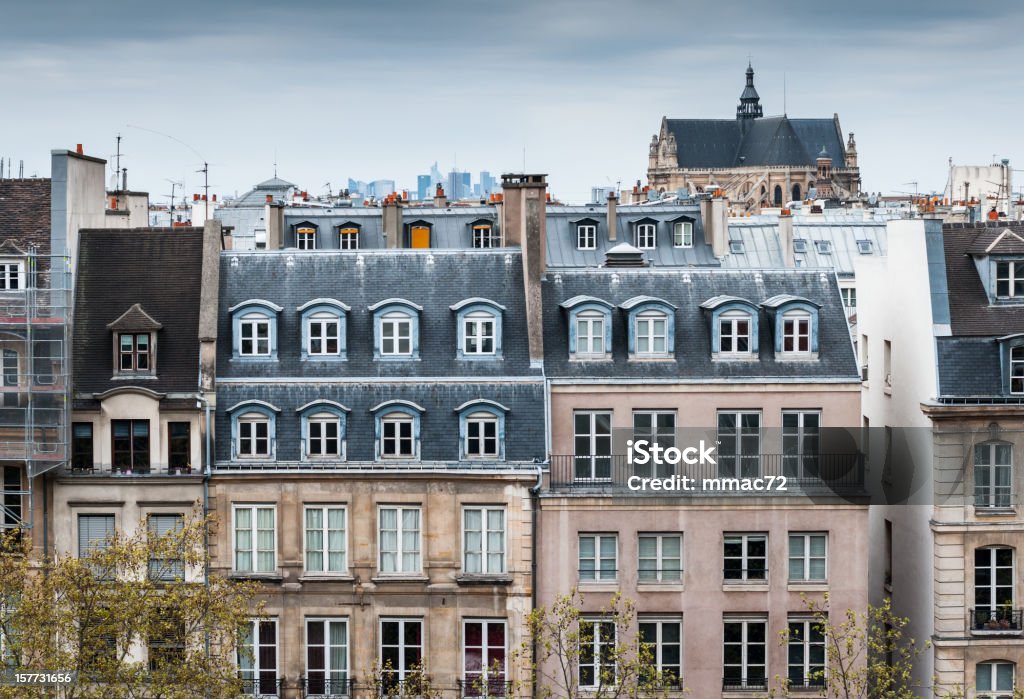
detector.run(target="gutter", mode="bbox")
[196,389,212,692]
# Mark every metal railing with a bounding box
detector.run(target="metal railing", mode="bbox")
[457,678,513,698]
[637,568,684,583]
[239,676,283,697]
[302,676,354,698]
[578,568,618,582]
[787,676,827,691]
[723,676,768,691]
[67,462,197,476]
[970,608,1024,633]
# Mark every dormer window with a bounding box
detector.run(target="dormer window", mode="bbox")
[673,221,693,248]
[1013,347,1024,394]
[719,311,751,354]
[230,300,282,360]
[240,315,270,355]
[119,333,150,371]
[228,400,280,461]
[815,240,833,255]
[636,311,667,354]
[762,295,820,360]
[370,299,422,360]
[701,296,759,360]
[793,239,808,254]
[997,335,1024,394]
[452,298,505,359]
[856,239,874,254]
[621,296,676,359]
[372,400,424,461]
[561,296,613,360]
[107,303,162,375]
[296,225,318,250]
[298,299,349,361]
[338,226,360,250]
[456,400,508,461]
[996,261,1024,298]
[298,400,349,461]
[729,240,745,254]
[471,221,499,248]
[634,223,657,250]
[783,311,812,353]
[577,223,597,250]
[0,261,24,290]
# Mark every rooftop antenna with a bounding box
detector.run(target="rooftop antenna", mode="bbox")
[783,72,787,116]
[324,182,332,198]
[164,179,182,227]
[273,148,277,179]
[522,146,526,173]
[126,123,214,221]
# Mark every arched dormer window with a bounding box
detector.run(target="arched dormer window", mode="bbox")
[451,298,505,359]
[573,218,599,250]
[620,296,676,359]
[455,400,508,461]
[370,299,422,360]
[294,222,318,250]
[560,296,613,360]
[632,218,658,250]
[298,400,350,461]
[337,222,360,250]
[470,219,500,248]
[298,299,349,361]
[700,296,759,359]
[230,299,282,360]
[372,400,424,461]
[997,334,1024,395]
[761,295,821,359]
[227,400,279,461]
[405,220,432,249]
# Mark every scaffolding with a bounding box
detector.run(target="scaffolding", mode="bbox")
[0,248,70,532]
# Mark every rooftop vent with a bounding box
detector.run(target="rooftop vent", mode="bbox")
[604,242,648,268]
[815,240,833,254]
[793,238,808,254]
[729,240,745,254]
[856,239,873,254]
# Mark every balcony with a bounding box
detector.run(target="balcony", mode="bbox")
[723,676,768,691]
[549,453,865,495]
[66,462,197,477]
[970,608,1024,634]
[301,677,354,698]
[239,677,283,698]
[457,678,512,698]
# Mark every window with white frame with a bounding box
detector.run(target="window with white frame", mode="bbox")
[0,262,23,291]
[635,310,668,355]
[380,312,413,356]
[464,412,499,458]
[782,410,820,478]
[463,312,496,356]
[975,443,1013,509]
[787,618,826,688]
[237,413,271,458]
[306,618,349,695]
[639,617,682,686]
[463,507,505,574]
[788,533,827,581]
[974,546,1014,628]
[147,513,184,582]
[577,224,597,250]
[579,534,616,581]
[841,287,857,311]
[380,619,422,688]
[573,411,612,481]
[782,311,812,354]
[233,505,276,573]
[723,533,767,581]
[579,618,616,688]
[307,313,340,356]
[297,226,317,250]
[239,619,278,697]
[723,618,767,690]
[472,224,500,248]
[78,513,115,559]
[379,506,421,574]
[718,411,761,478]
[1012,346,1024,394]
[634,223,656,249]
[339,227,359,249]
[118,332,151,371]
[977,661,1015,699]
[239,314,271,356]
[306,412,342,459]
[996,261,1024,299]
[463,620,506,698]
[638,533,682,582]
[719,311,752,355]
[673,221,693,248]
[381,413,415,458]
[632,411,676,478]
[576,311,606,356]
[304,506,346,573]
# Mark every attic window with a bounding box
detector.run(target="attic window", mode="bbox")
[339,227,359,250]
[856,240,873,255]
[815,240,833,255]
[472,224,500,249]
[793,239,808,254]
[296,226,317,250]
[0,261,24,291]
[729,240,745,254]
[996,261,1024,298]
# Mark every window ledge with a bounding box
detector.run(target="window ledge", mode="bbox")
[712,354,759,362]
[229,571,283,582]
[455,574,513,586]
[776,353,820,362]
[371,574,430,584]
[456,355,503,361]
[627,356,675,362]
[375,356,421,362]
[636,582,685,591]
[975,507,1018,516]
[722,582,769,592]
[787,582,828,592]
[577,581,619,592]
[301,355,347,362]
[230,356,278,362]
[298,574,354,583]
[111,374,158,380]
[569,355,613,362]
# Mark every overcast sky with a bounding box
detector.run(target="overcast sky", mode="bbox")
[1,0,1021,204]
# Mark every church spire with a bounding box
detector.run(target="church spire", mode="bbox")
[736,62,763,120]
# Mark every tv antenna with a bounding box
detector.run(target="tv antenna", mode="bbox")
[164,179,183,227]
[125,124,214,220]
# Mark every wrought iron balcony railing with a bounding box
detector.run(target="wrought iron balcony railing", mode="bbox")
[301,676,354,698]
[239,676,283,698]
[723,676,768,691]
[970,607,1024,633]
[457,678,513,698]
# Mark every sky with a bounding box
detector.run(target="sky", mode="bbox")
[1,0,1022,204]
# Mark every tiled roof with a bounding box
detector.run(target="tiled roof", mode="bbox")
[0,179,51,256]
[664,116,845,169]
[943,222,1024,336]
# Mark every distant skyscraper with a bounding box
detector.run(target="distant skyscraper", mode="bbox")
[447,170,471,200]
[369,180,395,199]
[430,162,443,187]
[479,171,495,197]
[417,174,432,201]
[347,178,369,195]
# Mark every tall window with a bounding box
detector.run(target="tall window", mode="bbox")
[718,411,760,478]
[723,618,767,690]
[465,412,499,458]
[118,333,150,371]
[380,619,422,688]
[304,506,346,573]
[307,413,341,458]
[977,661,1014,699]
[2,349,16,408]
[782,312,812,354]
[306,619,349,697]
[0,262,22,290]
[635,311,668,355]
[380,312,413,356]
[673,221,693,248]
[379,506,421,574]
[975,443,1013,509]
[638,618,682,686]
[168,422,191,473]
[239,314,271,356]
[573,411,612,481]
[576,312,605,356]
[463,313,496,355]
[841,287,857,312]
[723,533,767,582]
[996,261,1024,298]
[787,618,825,688]
[719,311,751,354]
[297,227,317,250]
[381,414,415,458]
[788,533,827,582]
[112,419,150,473]
[463,620,506,698]
[577,224,597,250]
[782,411,820,478]
[472,224,500,248]
[339,228,360,249]
[1012,346,1024,394]
[233,505,276,573]
[974,547,1015,630]
[78,514,115,559]
[72,422,94,471]
[239,619,278,697]
[634,223,656,249]
[579,534,616,581]
[148,605,185,672]
[308,313,340,356]
[579,619,616,688]
[632,411,675,478]
[463,507,505,574]
[237,413,271,458]
[147,513,184,582]
[638,534,682,582]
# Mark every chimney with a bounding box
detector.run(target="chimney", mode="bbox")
[501,173,547,367]
[198,219,222,395]
[779,209,794,267]
[382,194,403,249]
[76,144,83,155]
[606,191,618,241]
[121,167,128,191]
[433,183,447,208]
[265,201,284,250]
[700,193,729,257]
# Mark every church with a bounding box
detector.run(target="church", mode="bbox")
[647,64,862,212]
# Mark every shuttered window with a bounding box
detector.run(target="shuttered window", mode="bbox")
[148,514,185,581]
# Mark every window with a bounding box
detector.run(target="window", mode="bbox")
[623,297,675,358]
[339,227,360,249]
[719,311,752,355]
[299,300,348,361]
[793,238,808,254]
[996,261,1024,298]
[452,299,504,360]
[1011,346,1024,394]
[306,619,349,697]
[118,333,150,371]
[576,312,606,356]
[579,534,616,581]
[379,506,421,574]
[787,618,825,688]
[237,413,271,459]
[306,412,343,459]
[463,312,495,355]
[673,221,693,248]
[370,299,422,358]
[239,619,278,698]
[718,411,760,478]
[634,223,656,249]
[78,514,115,559]
[308,313,340,356]
[975,443,1013,509]
[573,411,612,481]
[465,412,498,458]
[379,619,422,689]
[382,313,412,356]
[254,228,267,250]
[297,226,317,250]
[463,507,505,574]
[723,618,767,690]
[815,240,833,254]
[788,533,827,582]
[0,262,22,290]
[240,314,271,356]
[168,422,190,473]
[563,298,613,359]
[233,505,276,574]
[304,506,347,573]
[856,239,873,254]
[382,414,414,458]
[977,661,1014,699]
[148,606,185,672]
[729,240,745,254]
[783,311,812,354]
[2,349,16,408]
[579,619,616,688]
[782,411,820,478]
[638,534,682,582]
[639,618,682,687]
[974,547,1015,630]
[577,224,597,250]
[463,620,506,698]
[112,419,150,473]
[472,224,500,248]
[841,287,857,312]
[723,533,767,582]
[72,422,94,471]
[148,513,184,582]
[635,310,668,355]
[231,300,281,360]
[633,411,675,478]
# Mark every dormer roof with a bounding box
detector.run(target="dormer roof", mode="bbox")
[106,303,163,331]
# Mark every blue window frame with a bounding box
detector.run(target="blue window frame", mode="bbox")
[997,334,1024,395]
[451,298,506,359]
[620,296,676,358]
[227,400,280,461]
[371,400,424,461]
[229,299,282,361]
[455,400,508,461]
[298,298,350,361]
[297,400,349,461]
[700,296,760,358]
[761,295,821,357]
[560,296,613,359]
[369,299,422,361]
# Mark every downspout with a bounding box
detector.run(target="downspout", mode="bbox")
[196,387,212,690]
[529,374,551,699]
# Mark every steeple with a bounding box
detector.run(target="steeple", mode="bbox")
[736,62,763,120]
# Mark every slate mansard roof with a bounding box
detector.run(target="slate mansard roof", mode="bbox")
[543,268,858,381]
[280,206,497,250]
[0,178,51,256]
[73,229,205,398]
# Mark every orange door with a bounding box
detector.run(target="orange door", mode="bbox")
[411,226,430,248]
